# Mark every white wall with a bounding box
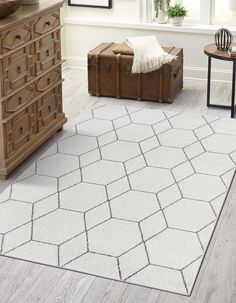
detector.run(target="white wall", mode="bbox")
[65,0,140,22]
[62,1,236,81]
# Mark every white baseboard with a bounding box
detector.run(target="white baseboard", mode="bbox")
[184,66,232,82]
[65,56,87,70]
[64,56,232,82]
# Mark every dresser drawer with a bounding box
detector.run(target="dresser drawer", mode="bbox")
[2,85,34,119]
[0,2,65,179]
[37,84,62,131]
[34,10,60,36]
[36,67,61,92]
[35,30,61,75]
[1,46,35,96]
[0,24,31,54]
[4,103,37,158]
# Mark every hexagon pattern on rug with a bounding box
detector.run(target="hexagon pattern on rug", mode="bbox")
[110,190,160,221]
[145,146,187,169]
[37,153,80,177]
[164,199,216,232]
[33,209,85,245]
[130,109,166,125]
[191,152,234,176]
[129,167,175,193]
[179,174,226,201]
[76,118,113,137]
[1,104,236,296]
[101,140,141,162]
[0,200,32,233]
[117,124,154,142]
[58,134,97,156]
[60,182,107,212]
[82,160,126,185]
[158,129,197,148]
[169,113,206,130]
[11,175,58,203]
[146,229,203,269]
[88,218,142,257]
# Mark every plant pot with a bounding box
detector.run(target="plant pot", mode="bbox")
[0,0,22,18]
[156,9,168,24]
[170,16,184,26]
[22,0,38,4]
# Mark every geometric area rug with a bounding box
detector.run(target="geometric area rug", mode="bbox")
[0,104,236,296]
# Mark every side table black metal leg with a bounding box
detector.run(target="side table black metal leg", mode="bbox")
[207,56,212,107]
[231,60,236,118]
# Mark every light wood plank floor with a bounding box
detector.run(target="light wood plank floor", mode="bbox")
[0,68,236,303]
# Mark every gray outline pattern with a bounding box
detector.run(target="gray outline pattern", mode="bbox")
[0,104,236,296]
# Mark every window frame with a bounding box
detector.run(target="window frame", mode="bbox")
[211,0,234,25]
[144,0,234,26]
[176,0,202,24]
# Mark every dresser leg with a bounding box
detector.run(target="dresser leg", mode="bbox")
[207,56,212,107]
[57,127,63,133]
[231,61,236,118]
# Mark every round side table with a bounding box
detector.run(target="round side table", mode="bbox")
[204,43,236,118]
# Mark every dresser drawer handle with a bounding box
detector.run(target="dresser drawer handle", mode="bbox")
[46,49,50,56]
[47,78,51,85]
[18,97,22,105]
[19,127,24,135]
[48,105,52,112]
[45,21,51,26]
[17,66,21,74]
[15,34,22,40]
[105,65,111,72]
[173,66,181,79]
[125,66,132,77]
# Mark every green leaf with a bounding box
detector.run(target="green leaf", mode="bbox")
[167,4,188,18]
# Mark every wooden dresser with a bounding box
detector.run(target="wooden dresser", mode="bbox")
[0,0,67,179]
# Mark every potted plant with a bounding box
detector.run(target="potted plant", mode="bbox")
[167,4,187,26]
[22,0,39,4]
[0,0,22,18]
[153,0,170,24]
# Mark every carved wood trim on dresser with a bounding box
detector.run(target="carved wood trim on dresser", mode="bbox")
[0,0,67,179]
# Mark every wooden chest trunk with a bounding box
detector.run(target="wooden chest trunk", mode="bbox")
[88,43,183,103]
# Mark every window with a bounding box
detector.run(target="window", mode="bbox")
[149,0,235,25]
[170,0,201,23]
[212,0,233,25]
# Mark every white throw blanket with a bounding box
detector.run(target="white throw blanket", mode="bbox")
[126,35,177,74]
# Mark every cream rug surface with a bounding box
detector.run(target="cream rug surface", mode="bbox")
[0,104,236,296]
